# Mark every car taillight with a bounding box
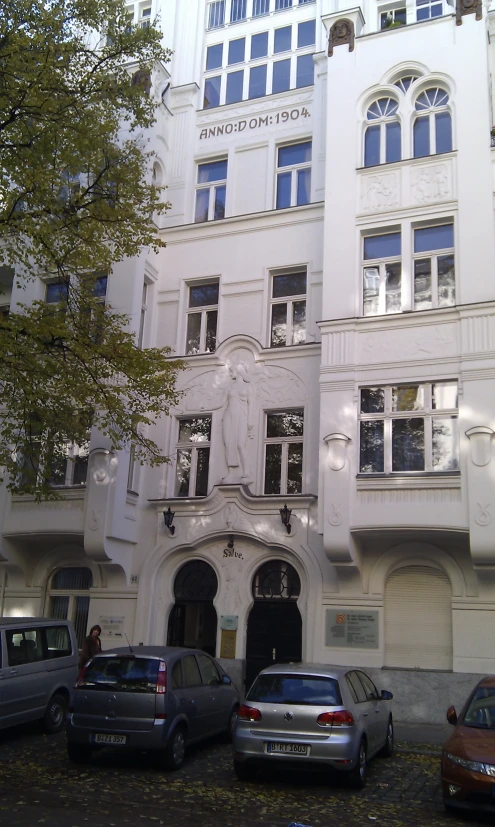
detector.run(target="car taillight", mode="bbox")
[317,710,355,727]
[238,704,262,722]
[156,660,167,694]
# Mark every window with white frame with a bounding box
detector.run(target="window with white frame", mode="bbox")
[413,87,452,157]
[139,4,151,27]
[394,75,419,94]
[359,382,459,474]
[175,417,211,497]
[270,271,306,347]
[364,98,401,167]
[137,280,148,349]
[231,0,247,21]
[413,224,455,310]
[207,0,315,28]
[45,280,69,306]
[47,567,93,648]
[264,410,304,494]
[276,141,311,209]
[195,159,227,223]
[127,442,137,491]
[185,281,219,355]
[362,231,401,317]
[46,438,90,487]
[416,0,443,20]
[380,7,406,28]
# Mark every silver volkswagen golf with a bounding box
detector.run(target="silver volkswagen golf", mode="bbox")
[233,663,393,787]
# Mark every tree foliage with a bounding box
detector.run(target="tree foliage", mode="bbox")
[0,0,184,498]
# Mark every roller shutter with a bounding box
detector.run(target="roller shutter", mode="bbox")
[384,565,452,670]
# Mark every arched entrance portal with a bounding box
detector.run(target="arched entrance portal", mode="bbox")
[245,560,302,689]
[167,561,218,656]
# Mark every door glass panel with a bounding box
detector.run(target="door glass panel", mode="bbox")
[198,654,220,685]
[392,418,425,471]
[346,671,367,703]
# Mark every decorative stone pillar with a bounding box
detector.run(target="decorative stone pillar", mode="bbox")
[465,426,495,567]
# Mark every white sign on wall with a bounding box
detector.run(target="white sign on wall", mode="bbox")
[99,615,125,638]
[325,610,379,649]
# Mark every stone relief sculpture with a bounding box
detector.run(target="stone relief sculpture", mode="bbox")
[412,164,449,204]
[328,19,355,57]
[361,174,399,213]
[216,362,254,483]
[456,0,482,24]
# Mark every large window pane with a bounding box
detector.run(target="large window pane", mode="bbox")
[249,64,267,98]
[73,597,90,649]
[178,418,212,443]
[364,125,380,167]
[226,70,243,104]
[296,167,311,205]
[276,0,293,9]
[292,301,306,344]
[213,185,226,219]
[413,116,429,157]
[360,388,385,414]
[414,259,432,310]
[176,450,192,496]
[265,444,282,494]
[276,171,291,209]
[287,443,303,493]
[206,44,223,70]
[205,311,218,352]
[392,386,424,412]
[228,37,245,64]
[73,449,89,486]
[386,121,401,163]
[296,53,314,88]
[274,26,292,53]
[189,283,219,307]
[253,0,270,15]
[272,59,290,94]
[267,411,304,438]
[271,303,288,346]
[204,77,221,109]
[195,448,210,496]
[195,188,209,222]
[360,420,384,472]
[278,141,312,167]
[273,272,306,297]
[436,111,452,153]
[438,255,455,307]
[414,224,453,253]
[364,232,401,260]
[186,313,201,354]
[433,383,458,410]
[385,263,401,313]
[208,0,225,28]
[230,0,247,22]
[392,418,425,471]
[50,595,70,620]
[251,31,268,58]
[298,19,316,47]
[198,160,227,184]
[363,267,380,316]
[432,417,458,471]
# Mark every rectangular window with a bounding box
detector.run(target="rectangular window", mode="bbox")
[264,410,304,494]
[175,417,211,497]
[253,0,270,15]
[297,19,316,47]
[270,271,307,347]
[276,141,311,209]
[272,59,291,93]
[186,281,219,355]
[359,383,459,474]
[206,44,223,70]
[139,6,151,28]
[413,224,454,310]
[380,7,407,28]
[204,76,221,109]
[6,628,44,666]
[362,231,401,317]
[416,0,443,20]
[230,0,247,21]
[137,281,148,349]
[47,439,90,487]
[195,160,227,223]
[228,37,245,64]
[226,70,243,103]
[251,31,268,58]
[275,0,293,8]
[45,281,69,305]
[208,0,225,28]
[274,26,292,53]
[249,64,267,98]
[296,53,313,88]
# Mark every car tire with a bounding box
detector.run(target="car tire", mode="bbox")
[164,727,187,771]
[377,716,394,758]
[348,738,367,789]
[233,760,258,782]
[225,706,239,743]
[44,692,67,734]
[67,742,92,764]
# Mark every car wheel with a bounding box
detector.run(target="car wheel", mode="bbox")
[67,743,92,764]
[225,706,239,743]
[44,693,67,734]
[233,760,258,782]
[164,727,187,771]
[348,738,367,789]
[378,717,394,758]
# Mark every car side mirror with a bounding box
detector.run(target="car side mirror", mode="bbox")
[380,690,393,700]
[221,674,232,685]
[446,706,458,725]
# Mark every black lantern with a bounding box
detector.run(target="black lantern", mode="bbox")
[279,503,292,534]
[163,506,175,535]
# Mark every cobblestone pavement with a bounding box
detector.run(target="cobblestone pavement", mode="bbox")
[0,723,491,827]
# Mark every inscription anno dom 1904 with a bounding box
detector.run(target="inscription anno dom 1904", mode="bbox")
[200,106,310,140]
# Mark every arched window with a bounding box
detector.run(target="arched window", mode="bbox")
[364,98,401,167]
[413,87,452,158]
[394,75,418,94]
[47,567,93,648]
[252,560,300,600]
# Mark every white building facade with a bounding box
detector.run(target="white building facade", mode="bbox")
[2,0,495,721]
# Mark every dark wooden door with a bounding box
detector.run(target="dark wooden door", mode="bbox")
[245,601,302,690]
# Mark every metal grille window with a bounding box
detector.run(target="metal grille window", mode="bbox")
[413,224,455,310]
[363,231,401,316]
[364,98,401,167]
[195,160,227,222]
[175,417,211,497]
[252,560,300,600]
[47,567,93,649]
[276,141,311,209]
[413,87,452,157]
[264,410,304,494]
[186,282,219,355]
[359,383,459,474]
[270,271,306,347]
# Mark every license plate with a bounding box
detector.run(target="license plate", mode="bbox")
[266,742,309,756]
[92,733,127,745]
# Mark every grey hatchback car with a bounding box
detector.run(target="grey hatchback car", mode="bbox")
[66,646,239,769]
[233,663,393,787]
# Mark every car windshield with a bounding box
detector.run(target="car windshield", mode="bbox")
[463,687,495,729]
[79,657,159,693]
[247,674,342,706]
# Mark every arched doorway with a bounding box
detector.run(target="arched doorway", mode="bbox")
[384,565,453,670]
[167,560,218,656]
[245,560,302,689]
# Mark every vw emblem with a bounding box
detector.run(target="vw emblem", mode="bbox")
[284,711,293,722]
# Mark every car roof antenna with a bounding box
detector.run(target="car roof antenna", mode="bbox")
[124,633,134,654]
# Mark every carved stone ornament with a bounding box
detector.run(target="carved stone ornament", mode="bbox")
[324,433,351,471]
[465,426,494,467]
[131,69,152,95]
[329,504,343,526]
[456,0,482,24]
[475,502,491,526]
[328,19,355,57]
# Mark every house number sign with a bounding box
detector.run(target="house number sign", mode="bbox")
[199,106,311,140]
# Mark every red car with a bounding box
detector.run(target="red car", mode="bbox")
[441,676,495,815]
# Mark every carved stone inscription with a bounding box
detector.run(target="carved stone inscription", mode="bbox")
[200,106,310,140]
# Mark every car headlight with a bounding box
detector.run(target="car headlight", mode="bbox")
[446,752,495,777]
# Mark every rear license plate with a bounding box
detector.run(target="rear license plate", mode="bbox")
[92,733,127,745]
[266,742,309,756]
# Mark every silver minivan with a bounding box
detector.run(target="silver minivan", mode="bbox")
[0,617,78,733]
[66,646,239,768]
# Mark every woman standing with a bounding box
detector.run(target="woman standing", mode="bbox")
[78,624,102,671]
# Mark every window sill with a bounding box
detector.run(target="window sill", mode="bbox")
[356,473,460,490]
[357,149,456,173]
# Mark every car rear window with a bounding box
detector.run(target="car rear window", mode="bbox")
[79,657,159,693]
[247,674,342,706]
[463,686,495,729]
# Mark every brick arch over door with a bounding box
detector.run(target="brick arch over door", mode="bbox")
[384,565,452,670]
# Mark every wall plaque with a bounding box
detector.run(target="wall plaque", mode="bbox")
[325,609,379,649]
[220,615,238,631]
[99,615,125,638]
[220,629,236,658]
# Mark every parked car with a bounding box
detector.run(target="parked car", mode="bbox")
[233,663,393,787]
[66,646,239,768]
[0,617,78,733]
[441,675,495,815]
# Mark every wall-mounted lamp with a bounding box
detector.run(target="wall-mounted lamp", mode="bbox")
[163,506,175,535]
[279,503,292,534]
